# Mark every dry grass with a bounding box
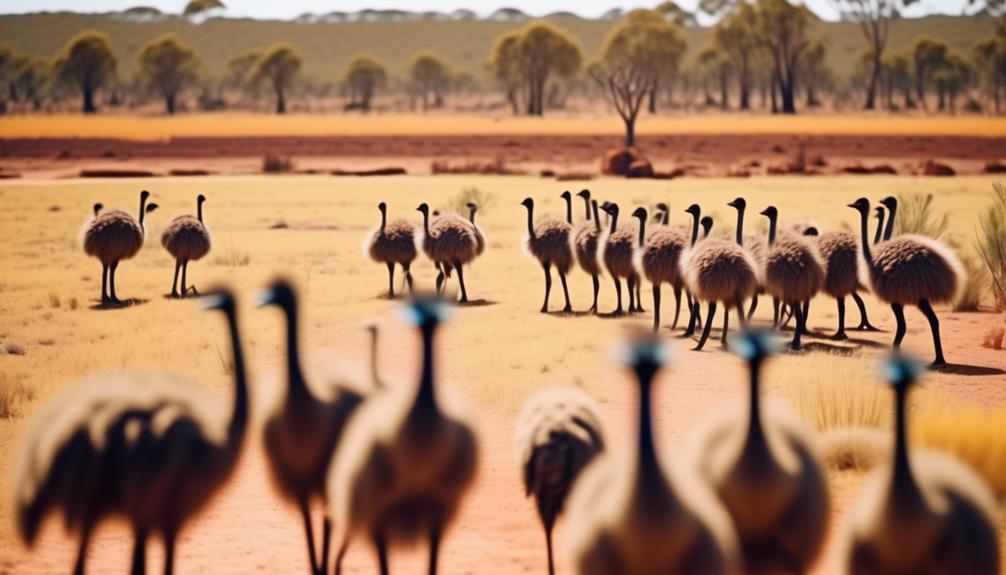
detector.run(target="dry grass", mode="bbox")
[0,373,35,419]
[895,191,949,239]
[953,247,989,312]
[2,115,1004,140]
[442,186,497,216]
[983,326,1005,349]
[976,183,1006,311]
[913,405,1006,498]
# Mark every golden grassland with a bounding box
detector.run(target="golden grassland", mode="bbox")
[0,174,1004,572]
[2,113,1006,140]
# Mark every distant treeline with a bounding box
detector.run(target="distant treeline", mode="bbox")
[0,3,1003,120]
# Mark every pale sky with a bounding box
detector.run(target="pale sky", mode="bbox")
[0,0,978,22]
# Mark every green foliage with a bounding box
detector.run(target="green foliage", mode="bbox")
[895,191,949,238]
[52,31,117,113]
[409,51,451,109]
[488,20,582,116]
[139,34,200,114]
[183,0,225,17]
[976,183,1006,311]
[343,54,387,111]
[250,43,301,113]
[603,9,687,78]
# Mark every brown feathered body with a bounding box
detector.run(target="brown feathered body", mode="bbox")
[638,227,688,286]
[83,210,145,264]
[368,219,418,265]
[816,231,859,298]
[161,215,211,262]
[515,387,605,530]
[745,235,768,287]
[525,217,573,274]
[572,221,602,276]
[862,235,963,305]
[682,238,759,303]
[469,220,486,256]
[422,213,478,265]
[602,222,639,280]
[840,449,1001,574]
[765,234,825,304]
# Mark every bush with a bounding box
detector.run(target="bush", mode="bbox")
[443,186,497,216]
[895,191,948,238]
[976,183,1006,311]
[952,245,987,312]
[262,154,294,173]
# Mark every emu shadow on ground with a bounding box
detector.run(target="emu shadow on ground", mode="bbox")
[90,298,147,310]
[930,363,1006,376]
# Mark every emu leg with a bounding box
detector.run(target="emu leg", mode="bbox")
[544,521,556,575]
[627,276,637,313]
[802,300,810,329]
[559,271,572,313]
[683,297,698,337]
[319,517,332,575]
[918,299,946,366]
[179,261,188,299]
[375,533,389,575]
[428,526,441,575]
[298,497,319,574]
[333,541,349,575]
[652,284,662,333]
[792,301,806,350]
[832,297,848,340]
[403,263,415,293]
[590,274,599,313]
[170,260,181,298]
[109,262,120,303]
[612,278,623,316]
[101,263,109,303]
[695,302,717,351]
[131,527,147,575]
[852,292,879,330]
[435,267,445,296]
[455,262,469,303]
[386,261,396,298]
[721,305,730,346]
[772,297,781,327]
[634,278,644,312]
[735,297,748,329]
[541,262,552,313]
[73,523,91,575]
[163,530,176,575]
[747,294,759,322]
[671,285,682,329]
[892,303,907,350]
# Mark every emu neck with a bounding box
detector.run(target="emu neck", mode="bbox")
[890,386,923,509]
[858,209,874,264]
[883,203,897,241]
[734,206,745,246]
[873,212,884,245]
[766,214,777,246]
[661,211,669,226]
[564,197,572,225]
[689,213,700,246]
[608,210,619,234]
[742,359,769,460]
[380,208,387,232]
[469,208,477,225]
[637,216,646,247]
[592,202,601,233]
[370,331,380,387]
[282,300,309,401]
[421,210,431,235]
[581,196,591,221]
[411,324,438,419]
[139,195,148,227]
[524,204,535,238]
[224,308,249,451]
[197,200,204,224]
[636,369,661,483]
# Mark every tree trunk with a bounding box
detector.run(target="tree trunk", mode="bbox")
[719,69,729,109]
[624,117,636,147]
[648,84,657,114]
[83,87,96,114]
[739,66,751,110]
[916,71,927,111]
[937,87,945,111]
[864,53,881,110]
[166,94,176,115]
[770,80,778,114]
[276,91,286,114]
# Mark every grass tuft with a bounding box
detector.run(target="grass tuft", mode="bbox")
[895,191,949,239]
[0,373,35,418]
[442,186,497,216]
[975,183,1006,311]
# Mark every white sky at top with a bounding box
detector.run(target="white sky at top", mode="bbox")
[0,0,978,22]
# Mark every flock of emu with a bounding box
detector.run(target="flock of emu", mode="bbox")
[10,186,994,575]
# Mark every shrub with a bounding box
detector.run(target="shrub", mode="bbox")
[443,186,497,216]
[262,154,294,173]
[982,327,1004,349]
[975,183,1006,311]
[952,246,987,312]
[895,191,948,238]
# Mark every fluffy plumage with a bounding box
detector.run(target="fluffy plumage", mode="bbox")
[637,227,688,285]
[422,212,478,266]
[525,217,574,274]
[368,220,417,265]
[861,234,963,305]
[816,230,859,298]
[573,220,603,276]
[682,238,759,303]
[601,221,638,280]
[764,234,825,304]
[84,209,145,264]
[162,215,211,262]
[515,387,605,575]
